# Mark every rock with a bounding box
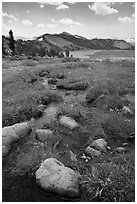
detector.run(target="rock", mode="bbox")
[85,146,101,157]
[2,122,31,156]
[13,122,31,137]
[35,158,81,197]
[70,150,77,163]
[59,116,79,130]
[116,147,127,153]
[35,129,57,145]
[122,106,133,117]
[127,132,135,143]
[122,142,128,147]
[2,146,10,156]
[90,138,107,152]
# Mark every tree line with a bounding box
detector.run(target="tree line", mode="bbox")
[2,30,70,58]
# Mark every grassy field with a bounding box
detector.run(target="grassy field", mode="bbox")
[2,50,135,202]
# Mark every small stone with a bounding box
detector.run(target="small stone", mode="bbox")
[35,129,57,145]
[59,115,79,130]
[70,150,77,163]
[90,138,107,152]
[116,147,127,153]
[85,146,101,157]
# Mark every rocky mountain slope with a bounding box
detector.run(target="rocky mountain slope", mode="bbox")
[37,32,134,51]
[2,32,135,56]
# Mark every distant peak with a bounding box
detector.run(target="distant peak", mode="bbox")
[61,32,73,36]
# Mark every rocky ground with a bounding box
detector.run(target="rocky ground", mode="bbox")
[2,51,135,201]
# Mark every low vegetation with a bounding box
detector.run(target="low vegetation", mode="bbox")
[2,50,135,202]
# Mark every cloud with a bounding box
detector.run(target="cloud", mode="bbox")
[56,4,69,10]
[9,20,12,23]
[22,19,32,26]
[38,2,69,10]
[37,23,45,28]
[51,18,82,26]
[2,12,17,20]
[118,16,134,23]
[46,23,57,28]
[40,4,44,8]
[88,3,118,15]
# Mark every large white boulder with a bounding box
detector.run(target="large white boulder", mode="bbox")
[90,138,107,152]
[59,116,79,130]
[35,158,81,197]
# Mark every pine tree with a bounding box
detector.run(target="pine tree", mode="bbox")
[9,30,15,55]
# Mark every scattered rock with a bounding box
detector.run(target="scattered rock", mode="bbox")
[90,138,107,152]
[122,106,133,117]
[116,147,127,153]
[2,122,31,156]
[85,146,101,157]
[39,71,49,77]
[59,116,79,130]
[127,133,135,143]
[69,150,77,163]
[122,142,128,147]
[35,158,81,197]
[35,129,58,145]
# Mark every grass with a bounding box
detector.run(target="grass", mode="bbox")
[102,112,135,142]
[2,51,135,202]
[80,158,135,202]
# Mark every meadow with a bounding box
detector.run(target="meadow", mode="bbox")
[2,50,135,202]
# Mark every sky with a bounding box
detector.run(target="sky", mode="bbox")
[2,1,135,39]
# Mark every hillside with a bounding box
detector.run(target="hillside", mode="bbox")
[2,32,135,57]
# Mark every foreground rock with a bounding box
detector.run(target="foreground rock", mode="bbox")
[35,158,81,197]
[85,146,101,157]
[59,116,79,130]
[90,138,107,152]
[35,129,58,145]
[116,147,127,153]
[2,122,31,156]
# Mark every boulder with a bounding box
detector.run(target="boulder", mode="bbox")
[35,158,81,197]
[2,122,31,156]
[85,146,101,157]
[35,129,57,145]
[116,147,127,153]
[59,116,79,130]
[13,122,31,137]
[90,138,107,152]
